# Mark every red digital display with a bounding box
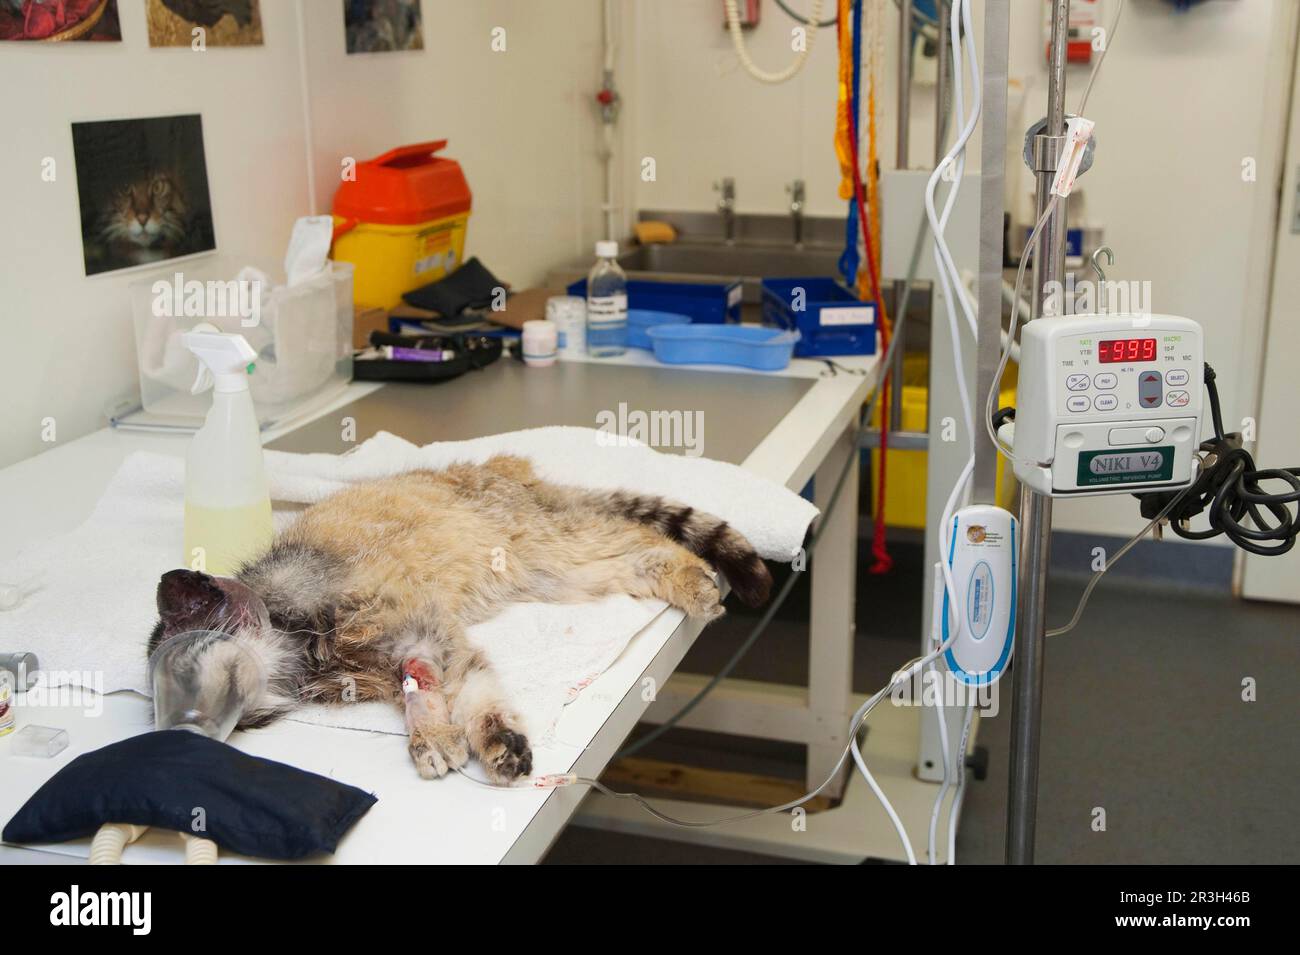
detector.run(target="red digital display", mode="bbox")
[1098,338,1157,363]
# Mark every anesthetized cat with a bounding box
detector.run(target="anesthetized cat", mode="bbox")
[147,454,772,782]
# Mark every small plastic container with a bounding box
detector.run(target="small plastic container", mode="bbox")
[129,257,354,426]
[11,725,69,759]
[627,309,691,350]
[522,320,559,367]
[546,295,587,358]
[0,671,13,737]
[647,325,800,371]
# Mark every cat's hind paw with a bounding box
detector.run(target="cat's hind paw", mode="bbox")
[675,565,725,621]
[475,713,533,782]
[409,723,470,779]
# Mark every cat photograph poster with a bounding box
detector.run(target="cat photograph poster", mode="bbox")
[71,114,216,277]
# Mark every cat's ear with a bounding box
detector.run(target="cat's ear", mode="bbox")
[156,569,225,632]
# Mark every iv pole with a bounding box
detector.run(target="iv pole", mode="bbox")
[1006,0,1073,865]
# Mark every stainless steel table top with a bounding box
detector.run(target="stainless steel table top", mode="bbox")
[269,358,814,464]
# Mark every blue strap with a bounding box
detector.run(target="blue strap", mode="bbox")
[839,0,865,286]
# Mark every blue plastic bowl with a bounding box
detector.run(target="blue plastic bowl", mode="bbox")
[627,309,691,350]
[646,324,800,371]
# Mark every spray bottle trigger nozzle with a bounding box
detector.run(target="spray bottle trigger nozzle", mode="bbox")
[191,364,213,396]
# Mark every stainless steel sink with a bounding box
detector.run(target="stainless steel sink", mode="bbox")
[547,240,842,308]
[618,242,840,281]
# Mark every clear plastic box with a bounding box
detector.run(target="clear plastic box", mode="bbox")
[129,258,354,426]
[11,725,69,758]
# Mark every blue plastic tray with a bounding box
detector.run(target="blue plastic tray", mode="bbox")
[627,309,691,349]
[566,278,742,324]
[761,277,877,357]
[647,325,799,371]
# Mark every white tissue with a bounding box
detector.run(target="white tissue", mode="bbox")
[284,215,334,287]
[234,265,273,311]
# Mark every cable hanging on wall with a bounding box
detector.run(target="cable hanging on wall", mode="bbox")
[724,0,825,83]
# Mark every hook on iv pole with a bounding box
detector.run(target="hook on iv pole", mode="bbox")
[1090,246,1114,313]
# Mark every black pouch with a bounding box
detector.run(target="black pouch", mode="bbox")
[401,257,504,316]
[3,731,377,861]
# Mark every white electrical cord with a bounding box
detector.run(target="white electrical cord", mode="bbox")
[724,0,824,84]
[946,700,976,864]
[920,0,985,866]
[846,0,984,865]
[985,196,1059,461]
[851,724,918,865]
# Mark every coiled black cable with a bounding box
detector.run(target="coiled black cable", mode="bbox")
[1136,364,1300,556]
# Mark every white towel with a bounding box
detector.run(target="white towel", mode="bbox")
[263,428,816,561]
[0,427,816,743]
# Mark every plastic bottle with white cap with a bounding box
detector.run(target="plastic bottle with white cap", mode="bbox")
[586,240,628,357]
[181,330,273,575]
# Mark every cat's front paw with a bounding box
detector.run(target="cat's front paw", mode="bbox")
[476,713,532,782]
[408,723,470,779]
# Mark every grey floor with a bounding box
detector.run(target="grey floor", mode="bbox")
[543,484,1300,865]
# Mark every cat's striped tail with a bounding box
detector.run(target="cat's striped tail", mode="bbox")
[594,491,773,607]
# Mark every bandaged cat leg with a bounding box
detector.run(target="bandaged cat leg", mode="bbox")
[402,657,469,779]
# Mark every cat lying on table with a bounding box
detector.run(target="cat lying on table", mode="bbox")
[148,454,772,783]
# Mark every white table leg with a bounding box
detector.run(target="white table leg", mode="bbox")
[807,421,858,797]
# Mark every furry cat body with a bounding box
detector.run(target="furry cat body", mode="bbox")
[149,454,772,782]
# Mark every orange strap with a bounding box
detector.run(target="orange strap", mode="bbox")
[840,6,893,575]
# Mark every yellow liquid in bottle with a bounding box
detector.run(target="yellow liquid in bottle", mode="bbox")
[183,499,274,575]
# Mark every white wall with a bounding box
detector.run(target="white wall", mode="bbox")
[627,0,1293,539]
[0,0,607,469]
[300,0,608,286]
[0,0,311,469]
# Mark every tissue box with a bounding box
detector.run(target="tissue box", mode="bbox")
[129,258,354,425]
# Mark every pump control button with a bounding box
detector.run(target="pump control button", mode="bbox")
[1067,395,1091,412]
[1139,371,1162,407]
[1166,369,1190,386]
[1094,394,1118,411]
[1109,426,1165,445]
[1066,374,1090,391]
[1094,373,1117,389]
[1166,390,1190,408]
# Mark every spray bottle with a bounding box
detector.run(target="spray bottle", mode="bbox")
[182,330,273,575]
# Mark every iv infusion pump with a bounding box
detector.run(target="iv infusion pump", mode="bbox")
[1011,314,1204,497]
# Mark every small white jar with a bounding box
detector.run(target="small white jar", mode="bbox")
[522,319,559,367]
[546,295,587,359]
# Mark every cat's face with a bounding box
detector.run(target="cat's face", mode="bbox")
[149,569,271,655]
[98,171,188,250]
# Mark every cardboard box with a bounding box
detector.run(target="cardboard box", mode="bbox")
[353,306,389,350]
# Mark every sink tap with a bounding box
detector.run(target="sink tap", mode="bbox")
[786,179,805,247]
[713,177,736,244]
